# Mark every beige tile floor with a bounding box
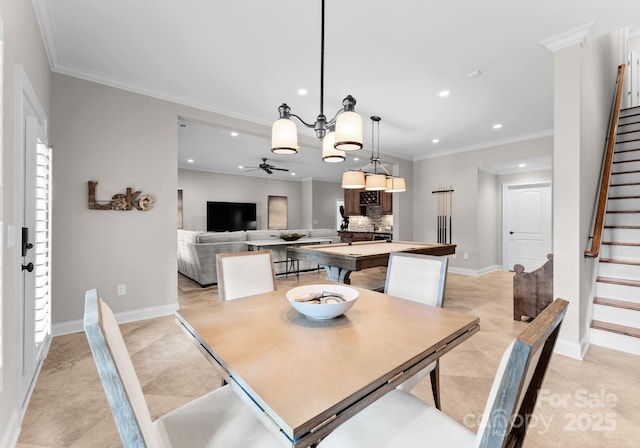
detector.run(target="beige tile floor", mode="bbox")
[17,268,640,447]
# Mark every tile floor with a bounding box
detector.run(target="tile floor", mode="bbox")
[16,268,640,447]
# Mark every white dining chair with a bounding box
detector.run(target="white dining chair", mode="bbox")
[216,250,277,301]
[384,252,448,408]
[83,289,285,448]
[318,298,569,448]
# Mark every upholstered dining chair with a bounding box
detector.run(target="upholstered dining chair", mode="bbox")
[216,250,277,301]
[83,289,284,448]
[318,298,569,448]
[384,252,449,408]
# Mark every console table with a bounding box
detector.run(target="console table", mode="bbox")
[246,237,334,278]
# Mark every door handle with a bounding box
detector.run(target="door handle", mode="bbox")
[22,262,34,272]
[509,231,514,235]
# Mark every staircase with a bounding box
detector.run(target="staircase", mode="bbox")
[590,105,640,355]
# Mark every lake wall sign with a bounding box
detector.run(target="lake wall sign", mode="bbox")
[88,181,154,211]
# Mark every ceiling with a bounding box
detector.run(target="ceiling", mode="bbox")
[33,0,640,182]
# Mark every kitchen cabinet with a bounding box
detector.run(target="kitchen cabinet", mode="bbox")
[343,189,364,216]
[343,189,393,216]
[381,191,393,215]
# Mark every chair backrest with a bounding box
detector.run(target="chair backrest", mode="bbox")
[474,298,569,448]
[384,252,448,307]
[84,289,156,447]
[216,250,277,301]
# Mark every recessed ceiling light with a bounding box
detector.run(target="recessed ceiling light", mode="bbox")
[238,165,244,169]
[438,90,450,98]
[493,123,502,129]
[353,157,359,161]
[298,88,307,95]
[432,138,440,144]
[291,172,296,176]
[518,163,526,168]
[187,159,194,163]
[230,131,238,137]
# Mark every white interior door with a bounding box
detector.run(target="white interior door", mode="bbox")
[504,182,552,272]
[17,67,51,410]
[632,50,640,108]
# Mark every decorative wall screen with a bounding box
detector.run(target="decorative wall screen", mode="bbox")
[268,196,288,230]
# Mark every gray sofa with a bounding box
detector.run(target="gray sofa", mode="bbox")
[177,228,340,286]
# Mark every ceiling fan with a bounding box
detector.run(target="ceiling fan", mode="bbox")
[246,158,290,175]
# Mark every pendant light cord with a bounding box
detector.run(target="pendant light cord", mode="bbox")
[320,0,325,117]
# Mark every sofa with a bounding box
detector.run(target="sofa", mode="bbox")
[177,228,340,286]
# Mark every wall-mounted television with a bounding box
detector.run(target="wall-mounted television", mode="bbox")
[207,201,257,232]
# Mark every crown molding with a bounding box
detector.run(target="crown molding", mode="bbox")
[416,129,553,161]
[539,21,595,53]
[32,0,60,69]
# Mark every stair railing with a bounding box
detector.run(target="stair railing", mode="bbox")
[585,64,627,258]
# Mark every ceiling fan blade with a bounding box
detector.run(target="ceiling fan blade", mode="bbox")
[265,167,273,174]
[271,167,289,171]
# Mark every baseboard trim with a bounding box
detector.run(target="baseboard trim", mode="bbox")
[449,265,504,276]
[554,333,589,360]
[52,302,179,336]
[0,409,21,448]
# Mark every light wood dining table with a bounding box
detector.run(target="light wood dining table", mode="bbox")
[176,284,479,447]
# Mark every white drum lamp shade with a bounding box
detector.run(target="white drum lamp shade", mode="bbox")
[365,174,387,191]
[386,177,407,192]
[322,131,345,163]
[342,171,365,189]
[271,118,298,154]
[334,111,363,151]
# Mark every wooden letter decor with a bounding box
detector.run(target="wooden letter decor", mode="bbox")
[88,181,155,211]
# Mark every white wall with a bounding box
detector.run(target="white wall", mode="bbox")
[413,137,553,273]
[552,31,620,359]
[0,1,52,445]
[178,169,304,231]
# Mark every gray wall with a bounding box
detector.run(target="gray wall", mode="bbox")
[178,169,304,231]
[413,136,554,272]
[51,74,179,325]
[178,169,345,231]
[311,180,344,229]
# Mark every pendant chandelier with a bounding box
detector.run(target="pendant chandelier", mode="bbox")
[271,0,363,159]
[341,116,406,192]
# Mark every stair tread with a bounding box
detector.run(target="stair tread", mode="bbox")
[597,276,640,287]
[618,120,640,127]
[615,148,640,154]
[600,258,640,266]
[610,182,640,186]
[615,138,640,144]
[604,225,640,229]
[602,241,640,246]
[608,195,640,199]
[617,129,640,136]
[611,169,640,174]
[613,158,640,163]
[594,297,640,311]
[591,320,640,338]
[606,210,640,214]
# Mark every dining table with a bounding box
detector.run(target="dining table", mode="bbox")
[175,283,480,447]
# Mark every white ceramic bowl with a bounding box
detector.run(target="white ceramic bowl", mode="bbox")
[286,284,359,320]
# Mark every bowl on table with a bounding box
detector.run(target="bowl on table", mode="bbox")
[286,284,359,320]
[280,233,305,241]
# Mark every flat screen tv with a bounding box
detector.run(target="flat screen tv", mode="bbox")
[207,201,257,232]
